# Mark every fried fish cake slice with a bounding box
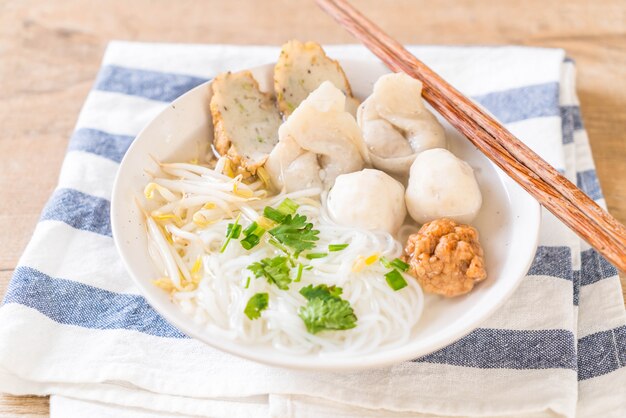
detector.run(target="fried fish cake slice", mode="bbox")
[274,40,359,117]
[210,70,282,176]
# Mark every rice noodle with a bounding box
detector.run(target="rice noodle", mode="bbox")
[142,161,424,355]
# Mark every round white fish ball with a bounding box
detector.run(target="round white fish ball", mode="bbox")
[406,148,482,224]
[327,169,406,234]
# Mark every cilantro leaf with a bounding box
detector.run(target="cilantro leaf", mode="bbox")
[247,256,292,290]
[300,283,343,300]
[244,292,269,320]
[297,284,357,334]
[268,214,320,252]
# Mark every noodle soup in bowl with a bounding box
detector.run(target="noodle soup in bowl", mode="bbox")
[111,60,540,370]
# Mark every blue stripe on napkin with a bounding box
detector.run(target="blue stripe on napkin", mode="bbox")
[560,105,583,145]
[92,65,562,128]
[572,270,581,306]
[527,246,572,280]
[615,326,626,367]
[68,128,134,163]
[579,249,619,286]
[41,189,111,237]
[578,325,626,380]
[473,82,560,124]
[5,263,624,377]
[3,267,186,338]
[576,170,603,201]
[95,65,209,102]
[572,250,619,306]
[416,328,576,370]
[2,265,580,370]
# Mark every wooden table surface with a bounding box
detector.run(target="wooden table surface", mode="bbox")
[1,0,625,415]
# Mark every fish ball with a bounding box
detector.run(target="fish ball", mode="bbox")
[406,149,482,224]
[327,169,406,234]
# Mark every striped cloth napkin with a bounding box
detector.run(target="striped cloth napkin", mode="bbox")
[1,42,624,418]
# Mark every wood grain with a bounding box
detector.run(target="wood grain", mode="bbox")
[0,396,49,418]
[1,0,625,415]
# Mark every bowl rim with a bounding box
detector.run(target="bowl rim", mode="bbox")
[111,61,542,371]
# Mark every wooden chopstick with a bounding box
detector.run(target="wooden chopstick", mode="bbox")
[315,0,626,272]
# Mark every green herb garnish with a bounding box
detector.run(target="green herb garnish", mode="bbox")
[240,221,266,250]
[294,263,304,282]
[263,206,287,223]
[240,234,261,250]
[328,243,349,252]
[380,256,392,269]
[248,256,292,290]
[276,198,299,215]
[268,214,320,253]
[384,269,408,291]
[220,214,242,253]
[380,256,409,271]
[305,252,327,260]
[390,258,410,272]
[262,198,300,224]
[227,223,242,239]
[300,283,343,300]
[244,292,269,320]
[268,237,288,252]
[243,221,263,237]
[298,284,357,334]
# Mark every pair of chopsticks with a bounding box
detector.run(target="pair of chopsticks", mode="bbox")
[315,0,626,272]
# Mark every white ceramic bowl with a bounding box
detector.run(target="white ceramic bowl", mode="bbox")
[111,61,540,371]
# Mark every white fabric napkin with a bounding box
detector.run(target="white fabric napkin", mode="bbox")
[0,43,624,418]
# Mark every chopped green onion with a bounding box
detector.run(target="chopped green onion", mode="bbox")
[241,234,261,250]
[244,276,251,289]
[304,265,314,271]
[257,216,276,230]
[243,222,264,237]
[380,257,410,272]
[385,270,408,291]
[294,263,304,282]
[305,252,328,260]
[244,292,269,320]
[263,206,286,223]
[380,256,392,269]
[328,243,349,252]
[227,223,242,239]
[220,214,241,253]
[390,258,410,272]
[276,198,299,215]
[240,221,265,250]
